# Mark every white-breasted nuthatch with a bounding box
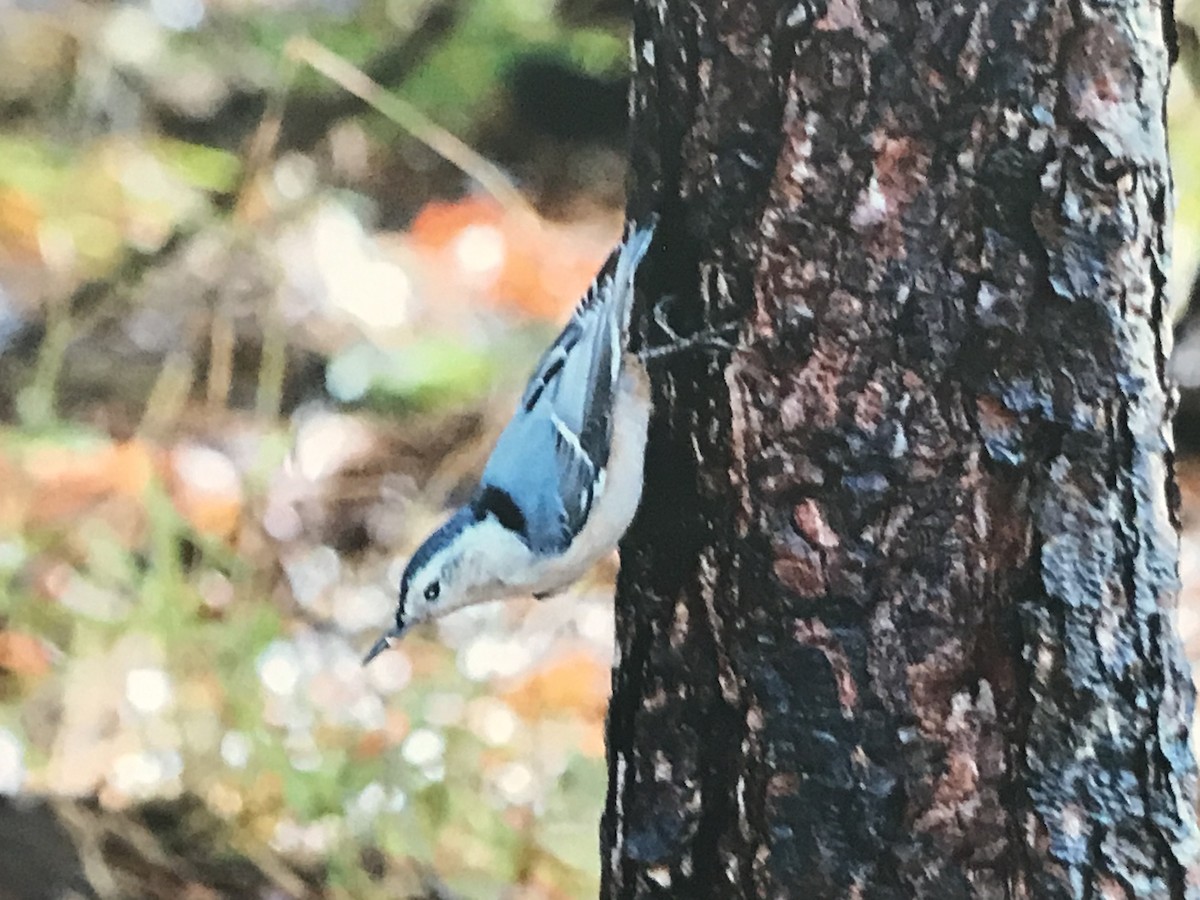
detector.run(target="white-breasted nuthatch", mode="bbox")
[364,218,680,664]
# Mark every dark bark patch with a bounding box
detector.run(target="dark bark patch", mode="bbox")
[773,548,826,598]
[794,618,858,714]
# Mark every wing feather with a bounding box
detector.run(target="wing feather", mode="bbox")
[477,220,655,554]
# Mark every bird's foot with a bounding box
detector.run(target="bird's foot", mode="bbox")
[639,294,739,365]
[640,323,739,364]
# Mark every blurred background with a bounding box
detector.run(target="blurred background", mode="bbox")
[2,1,1200,897]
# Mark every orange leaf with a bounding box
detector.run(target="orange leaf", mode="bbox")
[0,186,42,261]
[21,438,157,528]
[0,630,52,677]
[165,444,243,541]
[14,437,244,542]
[407,197,618,320]
[352,730,388,761]
[501,649,609,721]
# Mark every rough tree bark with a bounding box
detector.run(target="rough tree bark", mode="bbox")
[604,0,1200,897]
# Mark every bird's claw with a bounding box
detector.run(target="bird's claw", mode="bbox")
[640,321,740,364]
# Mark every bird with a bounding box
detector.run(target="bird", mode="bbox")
[363,216,715,664]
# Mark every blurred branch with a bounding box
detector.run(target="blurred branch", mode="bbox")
[206,312,236,413]
[16,293,73,428]
[12,224,203,428]
[49,796,315,900]
[278,0,465,152]
[148,0,465,154]
[256,309,290,421]
[140,318,202,438]
[286,37,539,226]
[232,48,300,216]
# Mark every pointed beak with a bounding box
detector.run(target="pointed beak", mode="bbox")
[362,627,403,665]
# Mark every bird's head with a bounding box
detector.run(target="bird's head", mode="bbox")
[362,505,523,664]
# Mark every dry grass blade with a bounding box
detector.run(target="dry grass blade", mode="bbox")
[286,37,540,228]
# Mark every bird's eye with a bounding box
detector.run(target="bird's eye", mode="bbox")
[424,581,441,602]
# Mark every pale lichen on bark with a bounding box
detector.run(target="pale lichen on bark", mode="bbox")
[604,0,1200,897]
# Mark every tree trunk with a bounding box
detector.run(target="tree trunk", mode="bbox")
[603,1,1200,897]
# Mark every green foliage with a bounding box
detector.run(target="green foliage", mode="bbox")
[395,0,627,134]
[153,139,243,194]
[326,338,497,409]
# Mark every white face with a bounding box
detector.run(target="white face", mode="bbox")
[398,545,455,630]
[397,516,533,630]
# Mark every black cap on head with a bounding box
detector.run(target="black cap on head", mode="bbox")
[398,506,477,602]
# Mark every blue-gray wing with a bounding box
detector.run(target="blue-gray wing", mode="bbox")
[475,220,654,554]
